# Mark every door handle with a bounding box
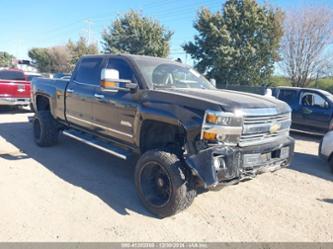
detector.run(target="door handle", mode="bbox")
[302,107,312,115]
[94,94,105,99]
[67,89,74,93]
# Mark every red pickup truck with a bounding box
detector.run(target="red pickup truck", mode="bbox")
[0,69,31,107]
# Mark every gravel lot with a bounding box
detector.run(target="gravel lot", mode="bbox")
[0,109,332,242]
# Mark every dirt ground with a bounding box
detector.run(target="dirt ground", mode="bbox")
[0,109,332,242]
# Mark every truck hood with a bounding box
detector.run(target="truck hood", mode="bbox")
[158,88,290,114]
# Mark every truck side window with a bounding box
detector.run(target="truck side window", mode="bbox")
[301,93,328,109]
[74,58,103,85]
[107,59,135,82]
[278,90,297,105]
[0,70,25,81]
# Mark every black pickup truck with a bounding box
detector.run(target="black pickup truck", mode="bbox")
[31,54,294,218]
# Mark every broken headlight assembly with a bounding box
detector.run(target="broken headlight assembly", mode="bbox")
[201,110,243,146]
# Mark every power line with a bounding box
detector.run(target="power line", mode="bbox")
[20,0,221,50]
[32,0,221,39]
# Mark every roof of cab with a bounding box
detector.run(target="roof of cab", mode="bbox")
[80,53,182,65]
[275,86,330,95]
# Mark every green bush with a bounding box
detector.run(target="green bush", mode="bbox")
[268,76,292,87]
[268,76,333,93]
[308,78,333,93]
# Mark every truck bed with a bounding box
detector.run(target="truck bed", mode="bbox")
[32,77,69,120]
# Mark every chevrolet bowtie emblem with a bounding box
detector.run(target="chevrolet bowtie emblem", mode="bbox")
[270,123,281,134]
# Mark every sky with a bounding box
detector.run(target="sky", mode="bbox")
[0,0,332,65]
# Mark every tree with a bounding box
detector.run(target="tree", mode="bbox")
[183,0,284,86]
[28,37,97,73]
[101,11,173,57]
[29,46,71,73]
[67,37,98,70]
[280,7,333,87]
[0,52,16,68]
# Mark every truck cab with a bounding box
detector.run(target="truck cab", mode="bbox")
[274,87,333,134]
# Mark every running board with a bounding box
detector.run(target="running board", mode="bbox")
[290,128,324,137]
[62,130,130,160]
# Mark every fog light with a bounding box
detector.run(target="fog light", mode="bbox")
[217,134,226,142]
[213,156,226,170]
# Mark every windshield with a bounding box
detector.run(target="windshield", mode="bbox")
[323,91,333,103]
[0,70,25,81]
[132,57,215,90]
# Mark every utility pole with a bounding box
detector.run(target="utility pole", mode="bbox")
[14,39,22,59]
[84,19,94,45]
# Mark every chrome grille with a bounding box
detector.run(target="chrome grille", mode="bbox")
[239,113,291,147]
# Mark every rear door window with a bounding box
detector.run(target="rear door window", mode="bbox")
[74,58,104,85]
[0,70,25,80]
[278,90,298,105]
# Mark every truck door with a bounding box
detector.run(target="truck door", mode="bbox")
[276,89,300,128]
[65,57,104,130]
[92,58,138,144]
[299,91,332,132]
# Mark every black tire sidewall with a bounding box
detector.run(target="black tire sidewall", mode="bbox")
[33,117,42,144]
[135,150,190,218]
[329,158,333,174]
[33,111,58,147]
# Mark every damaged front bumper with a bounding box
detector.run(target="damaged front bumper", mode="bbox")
[186,137,295,189]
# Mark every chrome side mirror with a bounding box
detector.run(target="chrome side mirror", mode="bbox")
[100,68,138,92]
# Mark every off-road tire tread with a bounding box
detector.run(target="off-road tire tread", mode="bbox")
[135,150,196,218]
[329,157,333,174]
[34,111,59,147]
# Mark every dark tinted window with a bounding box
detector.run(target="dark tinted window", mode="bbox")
[0,70,25,80]
[107,59,135,81]
[272,88,279,97]
[301,92,329,109]
[278,90,297,104]
[74,58,103,85]
[27,75,42,81]
[54,73,71,79]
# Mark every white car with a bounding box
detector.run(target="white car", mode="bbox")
[319,131,333,173]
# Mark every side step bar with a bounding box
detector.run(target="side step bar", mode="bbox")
[290,129,324,137]
[63,130,129,160]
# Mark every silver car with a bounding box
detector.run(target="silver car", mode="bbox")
[319,131,333,173]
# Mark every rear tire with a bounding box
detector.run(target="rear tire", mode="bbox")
[33,111,59,147]
[135,150,196,218]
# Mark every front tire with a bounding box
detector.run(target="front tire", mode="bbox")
[329,157,333,174]
[135,150,196,218]
[33,111,59,147]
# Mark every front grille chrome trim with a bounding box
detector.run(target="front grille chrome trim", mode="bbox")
[239,112,291,147]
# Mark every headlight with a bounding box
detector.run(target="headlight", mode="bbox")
[201,110,243,145]
[206,113,233,126]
